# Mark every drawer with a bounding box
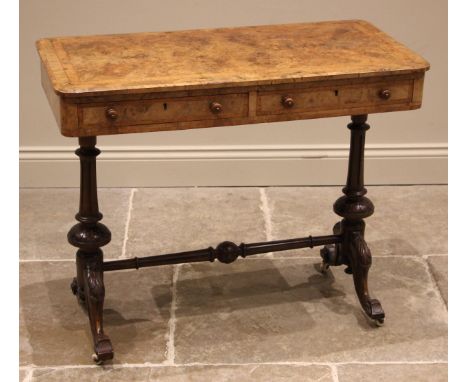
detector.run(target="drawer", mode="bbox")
[79,93,249,129]
[257,80,413,116]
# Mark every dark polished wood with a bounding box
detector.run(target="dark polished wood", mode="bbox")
[66,117,388,364]
[68,136,114,363]
[320,115,385,325]
[103,235,341,272]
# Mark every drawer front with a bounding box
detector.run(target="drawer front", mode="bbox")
[257,80,413,116]
[79,93,249,128]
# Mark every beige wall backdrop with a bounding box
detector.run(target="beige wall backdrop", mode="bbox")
[20,0,447,187]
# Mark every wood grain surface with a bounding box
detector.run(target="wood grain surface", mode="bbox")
[36,20,429,137]
[37,20,429,97]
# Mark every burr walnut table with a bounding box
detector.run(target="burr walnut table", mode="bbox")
[36,20,429,363]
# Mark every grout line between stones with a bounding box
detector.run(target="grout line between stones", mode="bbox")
[174,360,448,367]
[21,360,449,371]
[23,367,33,382]
[422,254,448,258]
[163,264,180,365]
[259,188,274,258]
[329,363,340,382]
[119,188,137,260]
[420,256,448,310]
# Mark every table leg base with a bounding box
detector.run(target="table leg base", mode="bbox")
[320,221,385,325]
[67,114,387,363]
[83,255,114,363]
[71,274,115,360]
[71,230,383,364]
[320,115,386,326]
[71,273,115,363]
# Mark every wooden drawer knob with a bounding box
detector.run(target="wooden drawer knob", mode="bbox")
[210,102,223,114]
[281,95,294,108]
[378,89,391,100]
[105,107,118,120]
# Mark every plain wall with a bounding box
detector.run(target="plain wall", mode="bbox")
[19,0,447,187]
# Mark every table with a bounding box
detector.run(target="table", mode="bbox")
[37,20,429,363]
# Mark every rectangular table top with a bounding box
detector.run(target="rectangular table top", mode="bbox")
[37,20,429,98]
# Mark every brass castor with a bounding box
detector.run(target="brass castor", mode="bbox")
[373,318,385,327]
[92,353,103,365]
[364,314,385,327]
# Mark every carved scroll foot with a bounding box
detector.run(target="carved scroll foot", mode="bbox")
[348,231,385,325]
[82,258,114,363]
[92,334,113,364]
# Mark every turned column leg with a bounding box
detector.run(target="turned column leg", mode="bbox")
[67,136,114,362]
[321,115,385,325]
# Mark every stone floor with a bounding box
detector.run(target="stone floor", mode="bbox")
[19,186,448,381]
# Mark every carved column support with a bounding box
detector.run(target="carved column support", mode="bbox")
[67,136,113,363]
[68,137,111,251]
[321,115,385,325]
[333,114,374,221]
